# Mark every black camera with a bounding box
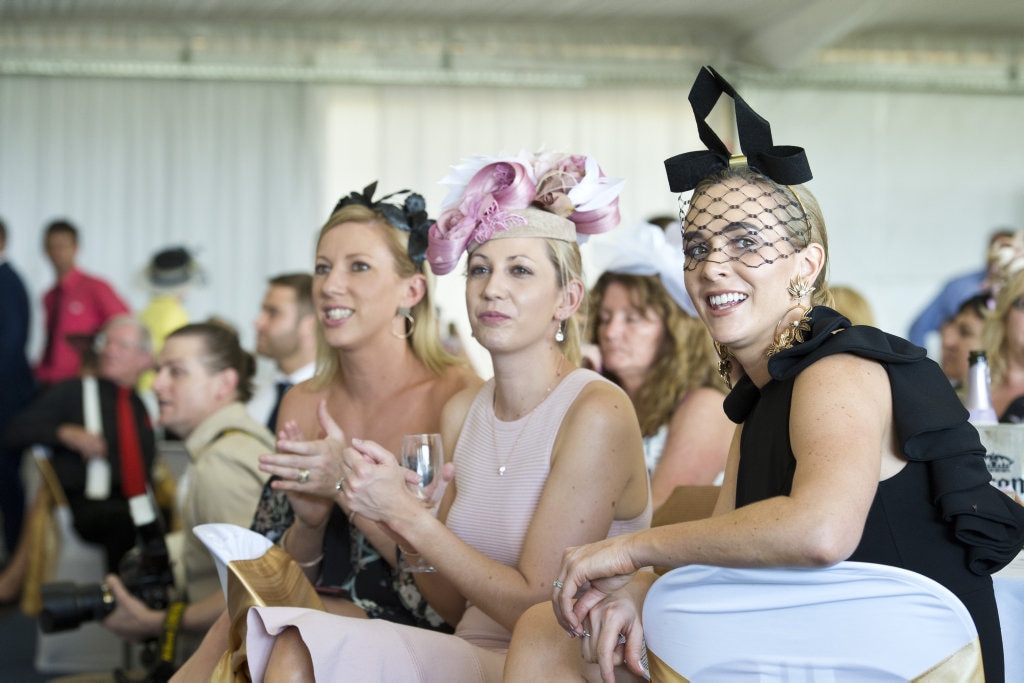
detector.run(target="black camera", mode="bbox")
[38,518,176,633]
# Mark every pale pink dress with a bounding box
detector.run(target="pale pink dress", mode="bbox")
[245,369,652,681]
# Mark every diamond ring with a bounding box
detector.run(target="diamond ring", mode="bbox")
[335,477,345,491]
[297,468,310,484]
[552,579,564,590]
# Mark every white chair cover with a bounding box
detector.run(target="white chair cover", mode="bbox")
[643,561,980,681]
[192,523,274,600]
[993,550,1024,677]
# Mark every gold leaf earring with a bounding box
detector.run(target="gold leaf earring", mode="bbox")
[766,275,815,357]
[786,276,815,300]
[713,341,734,389]
[766,305,812,357]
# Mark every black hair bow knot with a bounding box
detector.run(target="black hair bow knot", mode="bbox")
[333,181,434,266]
[665,66,812,193]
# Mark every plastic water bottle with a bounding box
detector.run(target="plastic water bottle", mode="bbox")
[965,350,998,425]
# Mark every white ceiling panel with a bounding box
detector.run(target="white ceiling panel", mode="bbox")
[0,0,1021,92]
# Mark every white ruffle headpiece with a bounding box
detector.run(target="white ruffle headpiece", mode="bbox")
[588,220,697,317]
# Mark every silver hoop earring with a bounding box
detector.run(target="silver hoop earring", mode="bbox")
[555,320,566,343]
[393,306,415,339]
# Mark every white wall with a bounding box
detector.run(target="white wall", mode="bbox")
[0,76,324,382]
[744,84,1024,346]
[3,75,1022,376]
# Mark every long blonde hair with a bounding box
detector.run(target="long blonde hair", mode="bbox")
[983,269,1024,387]
[310,204,463,390]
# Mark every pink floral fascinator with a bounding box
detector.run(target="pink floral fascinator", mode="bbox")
[426,151,626,275]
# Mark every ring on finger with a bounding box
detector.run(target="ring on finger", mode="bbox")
[552,579,564,590]
[297,468,310,484]
[582,630,591,638]
[335,476,345,491]
[618,633,627,645]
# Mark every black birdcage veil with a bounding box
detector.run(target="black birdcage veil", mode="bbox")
[664,66,813,272]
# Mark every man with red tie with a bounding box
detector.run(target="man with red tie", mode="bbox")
[5,315,156,576]
[36,219,130,386]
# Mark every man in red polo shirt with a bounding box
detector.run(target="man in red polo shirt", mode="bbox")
[36,219,130,385]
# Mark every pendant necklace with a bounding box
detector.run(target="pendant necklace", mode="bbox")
[492,359,566,477]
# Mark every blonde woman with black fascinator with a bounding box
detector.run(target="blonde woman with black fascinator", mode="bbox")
[242,152,650,681]
[507,66,1024,683]
[171,185,480,680]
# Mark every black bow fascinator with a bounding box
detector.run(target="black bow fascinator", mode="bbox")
[333,181,434,267]
[665,66,812,193]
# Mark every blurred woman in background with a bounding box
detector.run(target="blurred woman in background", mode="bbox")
[982,271,1024,421]
[588,221,731,508]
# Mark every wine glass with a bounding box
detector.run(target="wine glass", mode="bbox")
[399,433,445,572]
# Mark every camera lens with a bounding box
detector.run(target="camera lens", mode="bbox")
[38,581,116,633]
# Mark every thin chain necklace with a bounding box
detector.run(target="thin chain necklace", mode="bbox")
[492,358,567,477]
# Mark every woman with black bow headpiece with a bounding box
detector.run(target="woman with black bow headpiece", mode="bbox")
[506,66,1024,682]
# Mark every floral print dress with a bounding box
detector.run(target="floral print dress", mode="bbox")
[249,477,449,631]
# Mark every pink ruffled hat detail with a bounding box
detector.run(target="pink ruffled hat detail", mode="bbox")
[426,151,625,275]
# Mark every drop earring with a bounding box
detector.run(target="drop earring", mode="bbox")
[555,320,566,343]
[713,341,734,389]
[766,275,814,357]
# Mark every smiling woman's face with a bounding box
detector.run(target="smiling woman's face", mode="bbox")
[313,221,409,349]
[682,175,806,355]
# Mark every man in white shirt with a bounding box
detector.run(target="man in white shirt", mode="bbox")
[247,273,316,432]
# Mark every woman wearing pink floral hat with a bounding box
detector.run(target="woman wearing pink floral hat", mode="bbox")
[242,152,651,682]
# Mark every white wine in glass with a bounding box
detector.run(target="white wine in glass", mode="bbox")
[399,433,445,572]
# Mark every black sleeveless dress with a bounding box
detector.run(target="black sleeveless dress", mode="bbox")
[725,306,1024,682]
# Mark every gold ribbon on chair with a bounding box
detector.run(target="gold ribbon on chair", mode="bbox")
[645,637,984,683]
[911,637,984,682]
[647,646,689,682]
[20,456,71,617]
[209,544,324,683]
